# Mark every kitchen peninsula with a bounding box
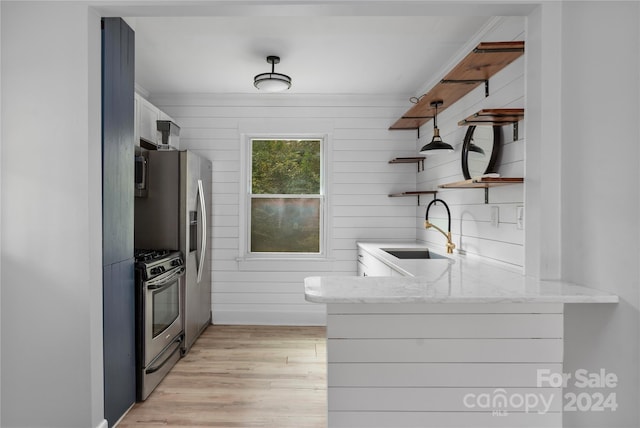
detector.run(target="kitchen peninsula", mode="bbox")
[305,242,618,428]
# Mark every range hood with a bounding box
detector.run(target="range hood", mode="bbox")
[156,120,180,150]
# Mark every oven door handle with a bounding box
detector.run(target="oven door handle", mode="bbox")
[146,335,183,375]
[146,267,185,290]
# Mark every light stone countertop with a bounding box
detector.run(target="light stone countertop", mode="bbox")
[304,241,619,304]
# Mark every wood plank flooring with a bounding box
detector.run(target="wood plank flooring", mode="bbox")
[117,325,327,428]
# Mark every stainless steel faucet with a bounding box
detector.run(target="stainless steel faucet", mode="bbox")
[424,198,456,254]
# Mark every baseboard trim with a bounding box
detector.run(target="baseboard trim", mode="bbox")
[213,310,326,326]
[111,400,136,428]
[95,419,108,428]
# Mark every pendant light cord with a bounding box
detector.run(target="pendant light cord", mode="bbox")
[433,102,438,129]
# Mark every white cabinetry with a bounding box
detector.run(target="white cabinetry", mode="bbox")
[357,246,396,277]
[134,93,176,147]
[158,110,174,122]
[137,94,159,145]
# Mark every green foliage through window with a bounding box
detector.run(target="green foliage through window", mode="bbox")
[250,139,323,254]
[252,140,321,194]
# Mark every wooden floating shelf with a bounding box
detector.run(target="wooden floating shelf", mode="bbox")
[389,157,426,172]
[439,177,523,204]
[458,108,524,126]
[439,177,523,189]
[388,190,437,205]
[389,190,437,196]
[388,157,426,164]
[390,41,525,130]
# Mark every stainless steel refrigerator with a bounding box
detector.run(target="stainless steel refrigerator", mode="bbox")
[135,149,212,353]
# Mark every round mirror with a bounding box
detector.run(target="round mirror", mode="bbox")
[461,125,502,179]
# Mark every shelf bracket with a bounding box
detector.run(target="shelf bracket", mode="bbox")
[416,128,424,172]
[440,79,489,97]
[418,192,437,206]
[513,121,519,141]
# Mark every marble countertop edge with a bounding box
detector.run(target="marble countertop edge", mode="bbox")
[304,241,620,305]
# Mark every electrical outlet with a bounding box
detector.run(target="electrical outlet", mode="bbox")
[491,206,499,227]
[516,206,524,230]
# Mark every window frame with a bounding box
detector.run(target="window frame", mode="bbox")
[241,134,328,260]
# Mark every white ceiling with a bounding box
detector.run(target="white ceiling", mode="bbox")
[128,14,498,96]
[120,1,535,97]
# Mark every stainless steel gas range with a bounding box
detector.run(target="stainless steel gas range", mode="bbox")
[134,249,185,401]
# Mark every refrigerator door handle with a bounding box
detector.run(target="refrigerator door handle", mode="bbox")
[197,179,207,283]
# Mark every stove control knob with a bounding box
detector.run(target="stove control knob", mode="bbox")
[171,259,183,267]
[150,267,160,275]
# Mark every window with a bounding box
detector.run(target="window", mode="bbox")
[248,138,324,255]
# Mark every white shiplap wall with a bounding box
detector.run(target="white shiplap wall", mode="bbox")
[416,18,526,268]
[151,18,527,325]
[150,94,419,325]
[326,303,564,428]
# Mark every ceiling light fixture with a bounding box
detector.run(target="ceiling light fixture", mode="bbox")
[419,100,454,154]
[254,56,292,92]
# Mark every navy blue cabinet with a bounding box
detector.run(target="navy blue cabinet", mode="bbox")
[102,18,136,427]
[102,17,134,265]
[103,259,135,424]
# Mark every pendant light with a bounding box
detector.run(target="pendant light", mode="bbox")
[419,100,454,154]
[254,56,292,92]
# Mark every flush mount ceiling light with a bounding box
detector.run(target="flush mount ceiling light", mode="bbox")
[419,100,455,155]
[254,56,292,92]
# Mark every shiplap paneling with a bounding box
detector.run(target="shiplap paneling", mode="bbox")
[416,19,526,267]
[326,301,564,428]
[328,388,561,412]
[327,302,563,314]
[328,338,563,362]
[327,313,563,338]
[328,363,563,387]
[328,411,561,428]
[151,17,528,324]
[152,93,417,324]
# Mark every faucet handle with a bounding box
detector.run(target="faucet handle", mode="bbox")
[446,232,456,254]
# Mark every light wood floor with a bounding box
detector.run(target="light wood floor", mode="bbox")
[117,325,327,428]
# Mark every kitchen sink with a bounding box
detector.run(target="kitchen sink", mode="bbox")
[381,248,448,260]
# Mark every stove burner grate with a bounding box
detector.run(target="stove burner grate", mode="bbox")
[134,249,173,262]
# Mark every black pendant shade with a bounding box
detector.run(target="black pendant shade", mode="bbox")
[419,100,454,154]
[468,138,486,156]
